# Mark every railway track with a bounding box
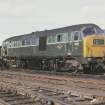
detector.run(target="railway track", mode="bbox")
[8,68,105,80]
[0,70,105,104]
[0,88,35,105]
[0,84,98,105]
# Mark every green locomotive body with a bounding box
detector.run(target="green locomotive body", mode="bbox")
[1,24,105,72]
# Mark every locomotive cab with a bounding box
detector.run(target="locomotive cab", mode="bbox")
[83,35,105,73]
[84,35,105,58]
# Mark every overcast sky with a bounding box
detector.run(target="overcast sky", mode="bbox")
[0,0,105,45]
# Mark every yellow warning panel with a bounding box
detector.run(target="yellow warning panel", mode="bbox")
[83,35,105,58]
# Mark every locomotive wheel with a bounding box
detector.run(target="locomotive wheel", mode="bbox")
[69,66,78,73]
[95,64,104,73]
[89,64,104,74]
[83,64,90,74]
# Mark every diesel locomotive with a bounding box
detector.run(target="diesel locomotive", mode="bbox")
[1,23,105,73]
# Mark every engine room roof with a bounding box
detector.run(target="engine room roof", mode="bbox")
[4,23,103,42]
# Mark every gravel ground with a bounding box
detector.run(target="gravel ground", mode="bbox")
[0,70,105,104]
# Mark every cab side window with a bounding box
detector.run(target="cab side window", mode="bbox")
[68,32,72,41]
[48,35,56,43]
[74,32,79,41]
[57,34,62,42]
[22,40,25,46]
[56,33,68,42]
[71,31,82,41]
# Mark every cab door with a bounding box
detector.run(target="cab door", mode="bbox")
[67,32,73,54]
[68,31,83,56]
[39,36,47,51]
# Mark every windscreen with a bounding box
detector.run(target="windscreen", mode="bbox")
[93,39,104,45]
[83,27,96,36]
